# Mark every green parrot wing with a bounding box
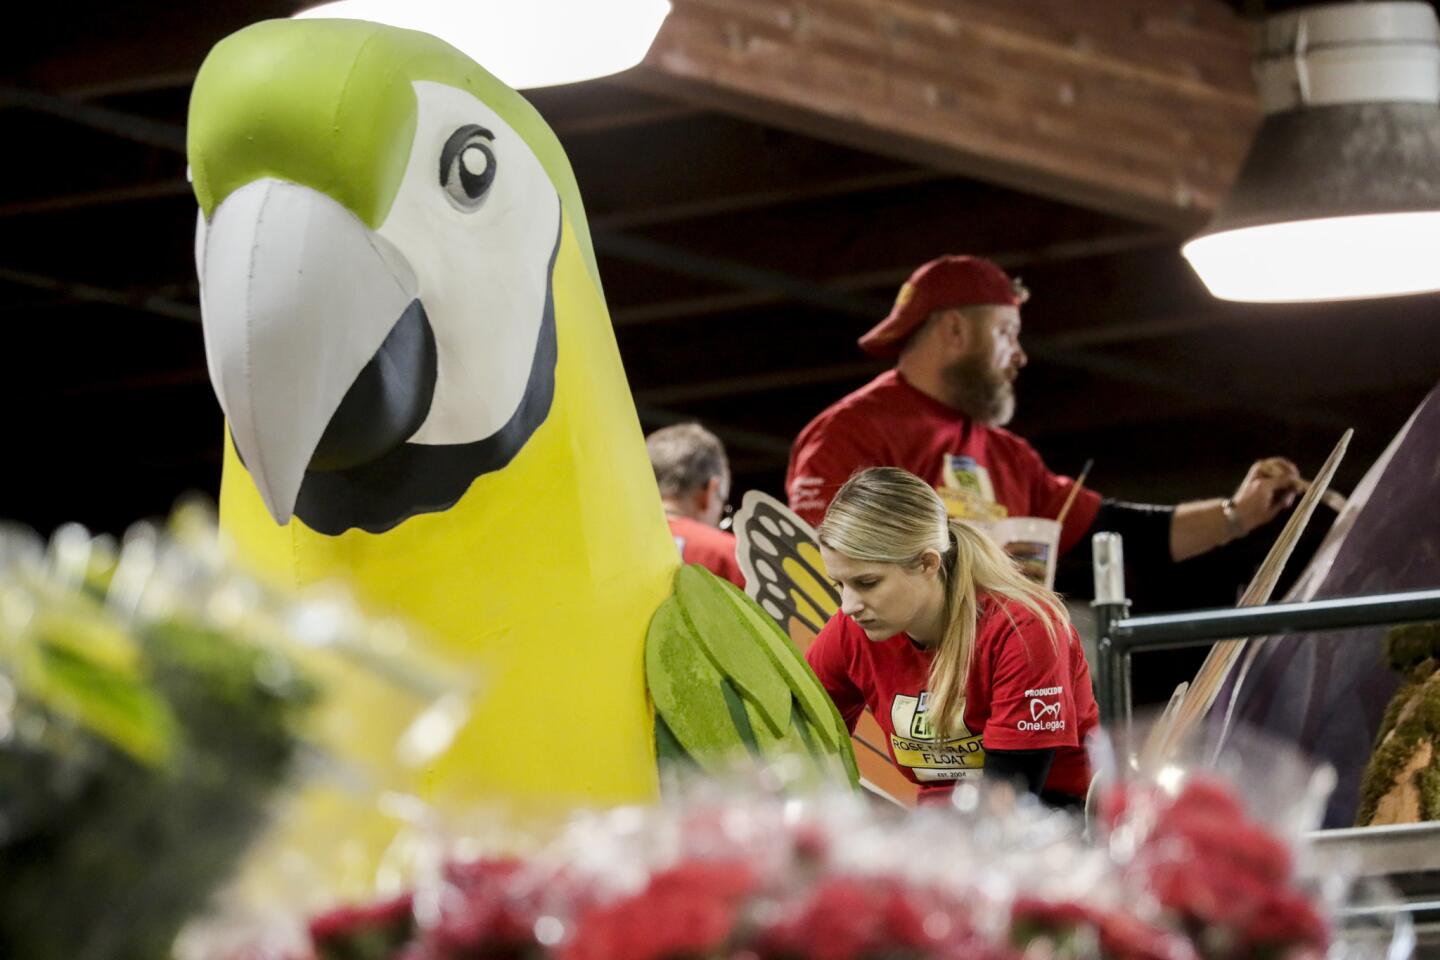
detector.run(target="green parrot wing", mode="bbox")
[646,564,857,786]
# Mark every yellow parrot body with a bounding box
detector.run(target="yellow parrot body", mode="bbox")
[219,215,677,812]
[191,22,852,853]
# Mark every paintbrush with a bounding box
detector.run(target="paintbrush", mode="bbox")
[1055,458,1094,529]
[1253,456,1347,512]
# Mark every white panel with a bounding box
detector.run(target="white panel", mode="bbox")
[377,81,560,447]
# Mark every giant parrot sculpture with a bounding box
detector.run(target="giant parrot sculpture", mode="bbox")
[187,17,854,820]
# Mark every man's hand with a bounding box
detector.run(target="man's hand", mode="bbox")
[1169,457,1306,561]
[1230,457,1304,534]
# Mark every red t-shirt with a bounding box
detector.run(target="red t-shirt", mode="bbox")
[787,370,1101,556]
[667,515,746,588]
[804,596,1099,804]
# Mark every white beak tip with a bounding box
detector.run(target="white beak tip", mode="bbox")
[254,481,298,528]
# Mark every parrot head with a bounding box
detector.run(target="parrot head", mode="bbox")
[189,18,600,535]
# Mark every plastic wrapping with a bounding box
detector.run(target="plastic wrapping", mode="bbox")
[192,731,1407,960]
[1091,715,1412,960]
[0,504,470,960]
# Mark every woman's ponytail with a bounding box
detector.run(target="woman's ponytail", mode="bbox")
[818,467,1071,741]
[924,519,1069,738]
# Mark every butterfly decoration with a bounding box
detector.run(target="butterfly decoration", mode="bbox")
[733,491,919,806]
[733,493,836,641]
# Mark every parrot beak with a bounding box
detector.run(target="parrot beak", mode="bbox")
[198,178,422,525]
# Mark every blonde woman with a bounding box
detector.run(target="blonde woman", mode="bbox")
[806,467,1099,808]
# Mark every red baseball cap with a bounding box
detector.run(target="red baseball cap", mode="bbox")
[858,255,1028,359]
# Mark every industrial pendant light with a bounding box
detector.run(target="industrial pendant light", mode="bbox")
[294,0,673,89]
[1182,2,1440,302]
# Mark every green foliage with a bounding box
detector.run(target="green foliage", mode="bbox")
[0,601,316,960]
[14,619,177,767]
[646,565,857,787]
[647,594,750,771]
[1383,621,1440,672]
[1356,622,1440,826]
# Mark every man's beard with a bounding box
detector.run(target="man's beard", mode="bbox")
[943,354,1015,426]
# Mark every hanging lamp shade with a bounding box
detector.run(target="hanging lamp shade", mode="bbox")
[294,0,673,89]
[1182,2,1440,302]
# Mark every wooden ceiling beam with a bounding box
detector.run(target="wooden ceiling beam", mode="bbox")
[0,179,190,219]
[612,289,775,326]
[1,83,186,152]
[611,175,1158,291]
[12,3,302,94]
[609,229,1172,325]
[594,230,890,319]
[62,71,199,100]
[636,360,883,406]
[625,0,1259,229]
[634,403,794,456]
[546,102,701,136]
[16,1,1259,233]
[591,166,941,231]
[0,267,199,323]
[566,110,934,228]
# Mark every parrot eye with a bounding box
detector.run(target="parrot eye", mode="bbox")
[439,125,496,211]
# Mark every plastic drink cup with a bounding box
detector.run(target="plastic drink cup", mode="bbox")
[986,516,1061,590]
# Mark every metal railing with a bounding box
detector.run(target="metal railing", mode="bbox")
[1090,533,1440,725]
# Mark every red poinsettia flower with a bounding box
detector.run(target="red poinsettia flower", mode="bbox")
[423,857,548,959]
[1238,888,1329,955]
[789,822,832,868]
[1148,854,1277,928]
[755,876,970,960]
[650,859,759,902]
[757,877,883,960]
[1113,780,1330,959]
[1150,812,1292,887]
[1161,780,1249,825]
[224,947,316,960]
[1009,897,1100,960]
[557,859,757,960]
[1011,896,1096,932]
[308,893,415,960]
[878,881,979,954]
[1011,897,1197,960]
[1101,779,1250,839]
[1096,908,1199,960]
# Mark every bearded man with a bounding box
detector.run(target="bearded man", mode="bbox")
[787,255,1301,567]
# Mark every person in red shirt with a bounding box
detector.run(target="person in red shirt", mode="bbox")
[788,255,1304,569]
[646,422,746,588]
[806,466,1100,807]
